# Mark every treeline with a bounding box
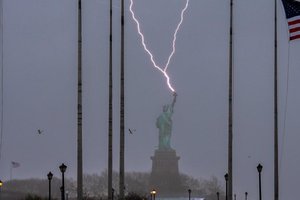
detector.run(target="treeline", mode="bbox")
[1,177,75,200]
[1,170,225,200]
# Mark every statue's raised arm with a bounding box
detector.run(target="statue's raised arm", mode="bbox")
[171,92,177,110]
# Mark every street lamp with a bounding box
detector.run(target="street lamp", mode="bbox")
[151,189,156,200]
[216,192,219,200]
[47,172,53,200]
[245,192,248,200]
[188,189,191,200]
[59,163,67,200]
[224,173,228,200]
[257,164,263,200]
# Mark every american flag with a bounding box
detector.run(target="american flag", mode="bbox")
[281,0,300,40]
[11,161,20,168]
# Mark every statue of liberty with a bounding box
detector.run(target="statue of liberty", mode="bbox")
[156,92,177,150]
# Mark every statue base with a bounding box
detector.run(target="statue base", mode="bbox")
[149,149,185,197]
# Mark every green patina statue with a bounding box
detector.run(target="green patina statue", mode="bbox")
[156,92,177,150]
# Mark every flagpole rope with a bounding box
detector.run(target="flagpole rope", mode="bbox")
[279,42,290,173]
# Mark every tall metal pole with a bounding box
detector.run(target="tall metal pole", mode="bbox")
[9,165,11,180]
[228,0,234,200]
[0,0,3,163]
[119,0,125,199]
[274,0,279,200]
[77,0,83,199]
[108,0,113,199]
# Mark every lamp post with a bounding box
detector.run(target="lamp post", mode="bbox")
[216,192,219,200]
[257,164,263,200]
[0,180,3,200]
[47,172,53,200]
[59,163,67,200]
[224,173,228,200]
[245,192,248,200]
[151,189,156,200]
[188,189,191,200]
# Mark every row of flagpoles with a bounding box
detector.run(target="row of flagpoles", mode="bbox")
[0,0,298,200]
[74,0,300,200]
[228,1,299,200]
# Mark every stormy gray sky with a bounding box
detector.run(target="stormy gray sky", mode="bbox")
[0,0,299,199]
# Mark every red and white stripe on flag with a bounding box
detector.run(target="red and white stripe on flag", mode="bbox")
[288,16,300,40]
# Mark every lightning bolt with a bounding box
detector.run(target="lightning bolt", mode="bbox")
[129,0,190,93]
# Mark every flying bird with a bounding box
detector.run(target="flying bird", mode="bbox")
[37,129,44,135]
[128,128,136,134]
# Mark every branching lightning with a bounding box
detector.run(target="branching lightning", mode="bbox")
[129,0,190,92]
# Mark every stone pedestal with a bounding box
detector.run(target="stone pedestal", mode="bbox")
[149,149,184,197]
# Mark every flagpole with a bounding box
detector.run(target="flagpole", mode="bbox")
[108,0,113,199]
[274,0,279,200]
[77,0,83,199]
[9,163,12,180]
[228,0,234,200]
[119,0,125,199]
[0,0,3,162]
